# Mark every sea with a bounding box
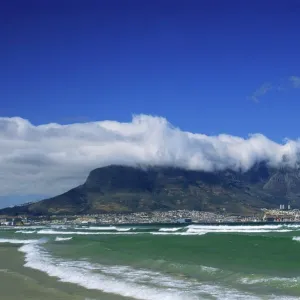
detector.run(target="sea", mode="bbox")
[1,223,300,300]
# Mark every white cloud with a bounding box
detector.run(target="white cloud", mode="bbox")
[250,76,300,102]
[0,114,300,199]
[250,83,273,103]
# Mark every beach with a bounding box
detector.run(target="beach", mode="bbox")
[0,243,124,300]
[1,224,300,299]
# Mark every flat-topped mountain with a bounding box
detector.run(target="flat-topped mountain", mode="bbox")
[2,164,300,216]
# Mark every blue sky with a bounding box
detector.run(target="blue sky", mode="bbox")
[1,0,300,141]
[1,1,300,207]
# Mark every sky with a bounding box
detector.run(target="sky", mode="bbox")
[1,0,300,207]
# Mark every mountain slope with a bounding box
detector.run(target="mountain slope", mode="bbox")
[2,164,300,216]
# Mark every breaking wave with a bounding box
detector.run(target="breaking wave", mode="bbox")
[5,223,300,238]
[185,225,295,234]
[37,229,141,235]
[18,241,267,300]
[0,238,38,244]
[55,237,73,242]
[158,227,181,232]
[151,232,207,236]
[77,226,118,231]
[15,230,36,234]
[0,234,299,299]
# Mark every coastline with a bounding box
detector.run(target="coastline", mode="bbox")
[2,221,300,228]
[0,244,130,300]
[2,222,300,299]
[1,208,299,227]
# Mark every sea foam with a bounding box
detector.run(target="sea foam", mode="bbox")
[77,226,117,231]
[158,227,181,232]
[37,229,140,235]
[0,238,38,244]
[151,232,206,236]
[186,224,294,234]
[15,230,36,234]
[55,237,73,242]
[18,242,265,300]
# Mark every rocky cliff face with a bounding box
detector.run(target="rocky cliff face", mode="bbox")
[2,164,300,216]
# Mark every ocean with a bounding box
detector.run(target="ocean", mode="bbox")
[1,224,300,299]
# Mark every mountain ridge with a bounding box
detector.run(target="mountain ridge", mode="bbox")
[1,164,300,216]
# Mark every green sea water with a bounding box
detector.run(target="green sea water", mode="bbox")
[1,224,300,299]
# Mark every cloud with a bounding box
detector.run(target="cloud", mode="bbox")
[0,114,300,199]
[250,83,273,103]
[250,76,300,102]
[289,76,300,88]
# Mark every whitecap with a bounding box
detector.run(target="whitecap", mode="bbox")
[151,232,206,236]
[37,229,141,235]
[55,237,73,242]
[15,230,36,234]
[77,226,117,231]
[0,238,38,244]
[18,242,264,300]
[159,227,181,232]
[116,227,132,232]
[186,224,294,234]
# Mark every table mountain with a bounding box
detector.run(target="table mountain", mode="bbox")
[2,164,300,216]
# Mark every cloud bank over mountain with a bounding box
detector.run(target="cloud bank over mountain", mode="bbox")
[1,114,300,197]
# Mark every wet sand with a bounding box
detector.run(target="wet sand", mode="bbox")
[0,244,130,300]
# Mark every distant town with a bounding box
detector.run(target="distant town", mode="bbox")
[1,204,300,226]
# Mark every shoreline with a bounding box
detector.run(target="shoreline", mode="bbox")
[2,208,299,227]
[106,221,300,226]
[1,221,300,228]
[0,243,131,300]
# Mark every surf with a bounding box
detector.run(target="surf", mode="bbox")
[18,241,266,300]
[55,237,73,242]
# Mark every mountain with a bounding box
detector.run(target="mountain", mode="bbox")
[2,164,300,216]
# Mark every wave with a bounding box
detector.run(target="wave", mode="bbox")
[0,238,38,244]
[26,224,297,236]
[151,232,207,236]
[185,225,295,234]
[200,266,219,273]
[188,224,289,230]
[9,224,300,238]
[285,225,300,228]
[55,237,73,242]
[158,227,181,232]
[78,226,133,232]
[18,242,264,300]
[77,226,118,231]
[0,235,295,300]
[292,237,300,242]
[37,229,141,235]
[15,230,36,234]
[187,229,293,234]
[116,227,132,232]
[240,275,299,286]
